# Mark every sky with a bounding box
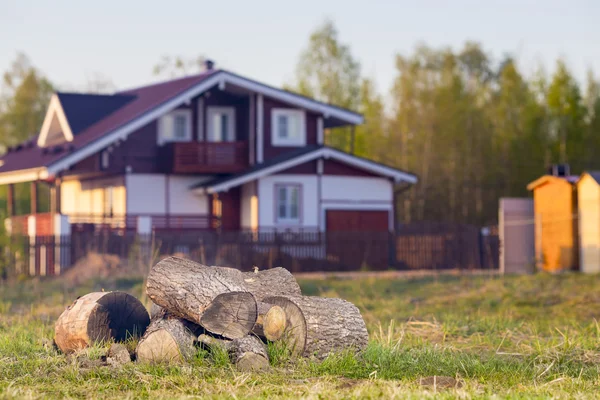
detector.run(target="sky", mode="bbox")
[0,0,598,95]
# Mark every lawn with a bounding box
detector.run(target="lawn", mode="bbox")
[1,271,600,399]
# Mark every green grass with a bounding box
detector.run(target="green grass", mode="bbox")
[2,272,600,398]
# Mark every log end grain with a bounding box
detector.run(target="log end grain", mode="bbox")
[200,292,258,339]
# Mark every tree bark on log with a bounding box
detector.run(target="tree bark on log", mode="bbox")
[263,296,369,359]
[200,292,257,339]
[146,257,248,326]
[136,317,202,363]
[242,267,302,301]
[198,334,270,372]
[54,292,150,354]
[146,258,302,337]
[252,302,287,341]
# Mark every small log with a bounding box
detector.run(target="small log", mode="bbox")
[242,267,302,301]
[263,296,369,359]
[54,292,150,354]
[136,317,202,363]
[198,334,270,372]
[252,302,287,341]
[200,292,257,339]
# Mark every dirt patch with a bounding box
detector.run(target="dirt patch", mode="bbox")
[61,253,127,285]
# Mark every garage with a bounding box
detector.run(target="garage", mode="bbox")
[325,210,390,232]
[325,210,391,270]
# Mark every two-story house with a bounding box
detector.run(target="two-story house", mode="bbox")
[0,61,417,237]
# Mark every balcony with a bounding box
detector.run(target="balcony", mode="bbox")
[166,142,248,174]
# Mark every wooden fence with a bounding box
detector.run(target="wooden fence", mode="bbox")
[9,223,499,276]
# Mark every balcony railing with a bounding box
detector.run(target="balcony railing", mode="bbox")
[168,142,248,174]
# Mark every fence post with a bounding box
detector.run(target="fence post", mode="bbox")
[27,215,36,276]
[137,216,152,264]
[54,214,71,275]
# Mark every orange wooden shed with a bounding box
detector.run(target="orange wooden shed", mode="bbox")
[527,174,579,272]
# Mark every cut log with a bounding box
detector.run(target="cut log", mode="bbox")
[149,302,165,320]
[200,292,257,339]
[198,334,270,372]
[146,257,248,325]
[54,291,150,354]
[242,267,302,301]
[263,296,369,359]
[252,302,287,341]
[146,257,302,337]
[136,317,202,363]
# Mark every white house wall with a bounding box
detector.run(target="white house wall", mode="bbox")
[126,174,210,215]
[321,176,392,203]
[126,174,167,214]
[167,176,210,215]
[258,175,318,228]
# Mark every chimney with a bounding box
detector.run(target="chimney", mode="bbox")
[547,164,570,177]
[204,59,215,71]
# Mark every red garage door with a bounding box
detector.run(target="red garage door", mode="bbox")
[325,210,391,270]
[326,210,389,232]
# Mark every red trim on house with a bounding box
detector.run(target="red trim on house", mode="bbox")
[278,160,317,174]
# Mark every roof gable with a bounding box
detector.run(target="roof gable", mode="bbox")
[193,146,418,193]
[57,92,135,135]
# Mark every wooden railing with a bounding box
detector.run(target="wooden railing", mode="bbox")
[67,214,218,232]
[169,142,248,173]
[8,213,54,236]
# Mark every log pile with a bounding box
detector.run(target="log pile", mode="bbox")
[54,256,369,370]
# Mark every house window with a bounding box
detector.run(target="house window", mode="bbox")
[276,184,301,224]
[207,107,236,142]
[158,109,192,145]
[271,109,306,146]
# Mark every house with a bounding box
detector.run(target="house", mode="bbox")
[527,167,579,273]
[576,171,600,274]
[0,61,417,239]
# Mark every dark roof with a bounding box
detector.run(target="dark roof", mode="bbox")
[194,145,322,189]
[57,92,136,135]
[0,70,217,174]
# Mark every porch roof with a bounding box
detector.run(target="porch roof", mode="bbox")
[192,145,418,194]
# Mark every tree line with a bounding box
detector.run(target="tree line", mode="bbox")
[1,21,599,226]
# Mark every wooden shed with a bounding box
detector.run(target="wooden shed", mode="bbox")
[527,174,579,272]
[576,172,600,273]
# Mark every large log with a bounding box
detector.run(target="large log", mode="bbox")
[263,296,369,359]
[198,334,270,372]
[146,257,248,325]
[54,291,150,354]
[136,317,203,363]
[146,257,301,338]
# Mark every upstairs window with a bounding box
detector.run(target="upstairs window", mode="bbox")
[271,109,306,146]
[207,107,236,142]
[275,184,301,224]
[158,109,192,145]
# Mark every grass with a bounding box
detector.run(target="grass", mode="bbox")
[1,272,600,398]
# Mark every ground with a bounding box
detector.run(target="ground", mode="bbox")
[1,271,600,399]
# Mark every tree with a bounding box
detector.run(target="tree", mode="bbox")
[0,53,53,149]
[153,55,208,78]
[292,19,361,152]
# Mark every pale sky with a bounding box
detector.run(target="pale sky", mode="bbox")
[1,0,597,95]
